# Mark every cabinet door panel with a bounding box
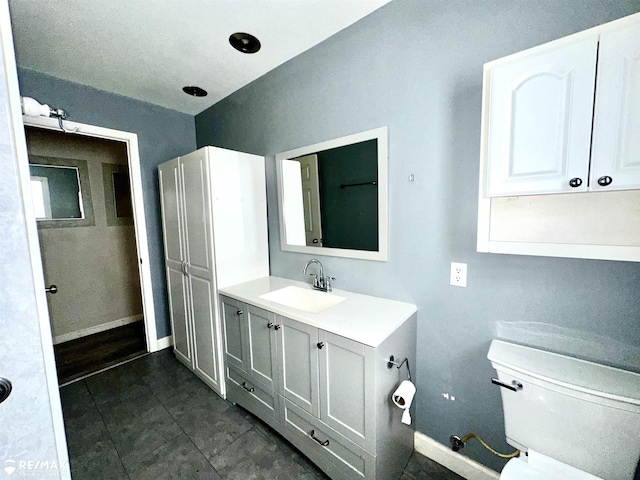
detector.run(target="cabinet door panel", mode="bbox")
[318,331,375,451]
[247,305,277,389]
[190,275,221,391]
[487,37,597,196]
[221,297,246,372]
[158,159,184,265]
[180,150,212,274]
[590,17,640,191]
[166,266,190,363]
[278,316,319,416]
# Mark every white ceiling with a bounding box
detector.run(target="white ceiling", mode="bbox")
[8,0,391,115]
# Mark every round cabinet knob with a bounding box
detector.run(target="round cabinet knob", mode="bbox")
[236,309,243,316]
[597,175,613,187]
[569,177,582,188]
[274,325,281,330]
[45,285,58,294]
[267,322,274,329]
[317,342,325,349]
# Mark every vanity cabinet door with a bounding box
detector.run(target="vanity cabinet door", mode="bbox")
[276,316,320,417]
[318,331,376,452]
[246,304,278,390]
[486,36,598,196]
[221,296,247,373]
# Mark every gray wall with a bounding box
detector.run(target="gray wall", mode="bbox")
[195,0,640,472]
[18,68,197,338]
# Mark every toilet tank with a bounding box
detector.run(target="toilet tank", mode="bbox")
[488,340,640,480]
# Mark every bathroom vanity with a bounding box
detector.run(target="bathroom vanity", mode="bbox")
[219,276,417,480]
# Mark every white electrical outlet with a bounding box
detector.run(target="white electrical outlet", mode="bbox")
[450,262,467,287]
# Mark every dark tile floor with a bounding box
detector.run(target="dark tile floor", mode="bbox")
[60,349,465,480]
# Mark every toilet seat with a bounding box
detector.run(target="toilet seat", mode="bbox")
[500,451,604,480]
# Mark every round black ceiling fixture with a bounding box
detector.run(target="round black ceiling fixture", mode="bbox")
[183,86,208,97]
[229,32,261,54]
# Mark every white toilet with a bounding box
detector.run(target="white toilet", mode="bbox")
[487,339,640,480]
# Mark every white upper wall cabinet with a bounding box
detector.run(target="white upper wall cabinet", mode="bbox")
[484,13,640,197]
[478,13,640,262]
[590,20,640,192]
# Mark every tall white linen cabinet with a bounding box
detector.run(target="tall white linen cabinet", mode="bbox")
[158,146,269,398]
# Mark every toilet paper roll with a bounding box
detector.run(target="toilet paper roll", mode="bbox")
[392,380,416,425]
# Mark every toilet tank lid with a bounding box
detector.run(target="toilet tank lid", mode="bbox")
[488,340,640,406]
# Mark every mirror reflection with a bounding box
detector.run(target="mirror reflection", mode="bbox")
[276,127,388,261]
[29,164,84,220]
[283,139,378,251]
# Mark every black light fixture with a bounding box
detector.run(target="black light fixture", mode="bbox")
[183,86,208,97]
[229,32,261,54]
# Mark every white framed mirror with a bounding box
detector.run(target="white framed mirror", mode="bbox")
[275,127,388,261]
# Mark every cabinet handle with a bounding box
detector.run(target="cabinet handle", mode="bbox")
[491,377,523,392]
[310,430,330,447]
[274,324,281,330]
[568,177,582,188]
[317,342,325,349]
[597,175,613,187]
[267,322,274,329]
[236,309,243,316]
[241,381,254,393]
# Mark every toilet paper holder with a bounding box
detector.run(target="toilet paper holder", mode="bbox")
[387,355,411,381]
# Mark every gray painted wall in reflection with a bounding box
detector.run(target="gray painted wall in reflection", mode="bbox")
[195,0,640,472]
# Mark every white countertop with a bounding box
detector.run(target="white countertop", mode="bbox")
[219,276,417,347]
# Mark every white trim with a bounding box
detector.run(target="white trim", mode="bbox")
[52,315,144,345]
[22,116,160,352]
[156,335,174,350]
[276,126,389,262]
[414,432,500,480]
[1,1,70,476]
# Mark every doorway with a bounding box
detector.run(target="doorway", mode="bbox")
[25,125,151,384]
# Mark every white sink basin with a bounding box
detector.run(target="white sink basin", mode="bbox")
[259,286,346,314]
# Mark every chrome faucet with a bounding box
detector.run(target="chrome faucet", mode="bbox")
[302,259,335,292]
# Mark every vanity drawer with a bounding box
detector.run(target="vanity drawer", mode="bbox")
[280,398,374,480]
[226,366,278,423]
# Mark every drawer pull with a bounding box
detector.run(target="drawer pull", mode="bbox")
[310,430,329,447]
[241,381,254,393]
[236,309,243,316]
[267,322,274,329]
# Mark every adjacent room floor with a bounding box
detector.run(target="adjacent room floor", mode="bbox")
[54,321,147,385]
[60,348,465,480]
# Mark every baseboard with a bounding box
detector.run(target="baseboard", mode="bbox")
[414,432,500,480]
[155,335,173,350]
[53,314,144,345]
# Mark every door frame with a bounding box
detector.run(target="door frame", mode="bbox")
[22,115,160,353]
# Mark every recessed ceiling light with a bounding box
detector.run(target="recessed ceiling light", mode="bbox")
[229,32,261,54]
[182,86,208,97]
